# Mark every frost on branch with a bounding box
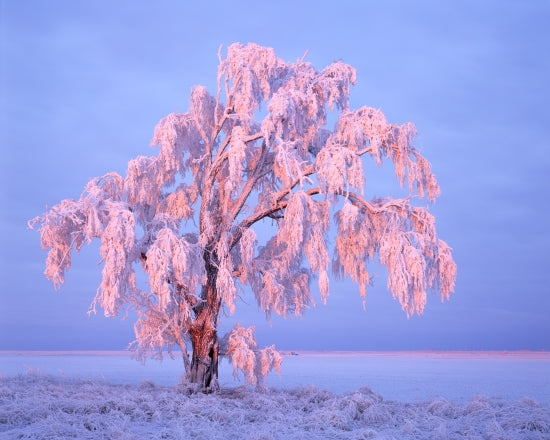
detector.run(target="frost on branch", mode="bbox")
[94,201,137,316]
[219,43,280,122]
[315,146,364,197]
[222,323,282,389]
[144,227,204,310]
[332,108,440,201]
[30,42,455,390]
[333,198,456,315]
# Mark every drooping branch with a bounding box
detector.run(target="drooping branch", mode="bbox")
[333,191,455,315]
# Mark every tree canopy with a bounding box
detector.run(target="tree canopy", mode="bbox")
[30,43,456,390]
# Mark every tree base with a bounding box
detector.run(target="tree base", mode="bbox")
[188,355,220,392]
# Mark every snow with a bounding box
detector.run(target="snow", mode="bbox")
[1,351,549,439]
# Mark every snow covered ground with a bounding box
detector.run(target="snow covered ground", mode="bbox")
[1,351,549,439]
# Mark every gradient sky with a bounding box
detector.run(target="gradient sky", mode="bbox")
[1,0,549,351]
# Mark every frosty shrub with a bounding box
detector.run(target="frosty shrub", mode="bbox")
[30,43,456,391]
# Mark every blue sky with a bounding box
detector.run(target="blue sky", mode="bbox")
[1,0,549,351]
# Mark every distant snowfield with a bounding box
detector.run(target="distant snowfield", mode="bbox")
[1,351,549,439]
[2,350,549,403]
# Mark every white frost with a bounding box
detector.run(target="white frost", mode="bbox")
[1,372,548,440]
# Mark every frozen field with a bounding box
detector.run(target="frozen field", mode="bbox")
[1,351,549,439]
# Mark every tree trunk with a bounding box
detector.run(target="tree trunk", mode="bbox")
[188,258,220,391]
[189,308,219,391]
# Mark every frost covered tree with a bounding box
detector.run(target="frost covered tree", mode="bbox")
[30,43,456,391]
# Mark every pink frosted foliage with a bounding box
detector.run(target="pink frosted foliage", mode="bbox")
[222,323,282,389]
[29,42,456,386]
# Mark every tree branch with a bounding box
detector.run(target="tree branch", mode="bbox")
[228,138,268,222]
[192,115,211,162]
[355,146,375,156]
[347,192,413,214]
[214,45,224,133]
[275,164,316,204]
[230,187,413,252]
[230,187,321,249]
[211,131,263,181]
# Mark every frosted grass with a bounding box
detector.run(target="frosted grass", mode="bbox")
[1,351,549,439]
[2,374,549,439]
